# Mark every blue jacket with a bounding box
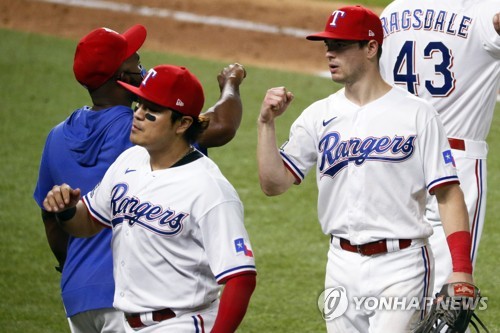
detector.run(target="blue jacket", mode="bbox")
[33,105,134,317]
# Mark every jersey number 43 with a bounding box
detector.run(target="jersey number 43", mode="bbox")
[392,40,456,97]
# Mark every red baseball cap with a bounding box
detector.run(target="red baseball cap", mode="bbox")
[118,65,205,118]
[73,24,147,90]
[306,5,383,45]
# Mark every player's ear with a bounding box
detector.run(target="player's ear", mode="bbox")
[366,40,379,59]
[176,116,193,134]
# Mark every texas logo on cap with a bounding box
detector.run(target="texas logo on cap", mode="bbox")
[118,65,205,118]
[306,5,383,45]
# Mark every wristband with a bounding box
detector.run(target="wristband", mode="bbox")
[56,207,77,223]
[447,231,473,274]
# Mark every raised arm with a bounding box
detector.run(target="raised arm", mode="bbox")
[257,87,296,196]
[196,63,246,148]
[434,184,474,284]
[43,184,103,238]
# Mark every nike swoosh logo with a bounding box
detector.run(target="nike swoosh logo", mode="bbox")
[322,117,337,126]
[125,168,136,174]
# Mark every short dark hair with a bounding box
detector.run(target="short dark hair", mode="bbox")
[358,40,383,60]
[170,110,209,144]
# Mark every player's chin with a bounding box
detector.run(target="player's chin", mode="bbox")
[327,69,340,80]
[330,73,346,84]
[129,132,141,145]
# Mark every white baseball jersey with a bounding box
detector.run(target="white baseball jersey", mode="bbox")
[280,87,458,244]
[82,146,256,314]
[380,0,500,142]
[379,0,500,294]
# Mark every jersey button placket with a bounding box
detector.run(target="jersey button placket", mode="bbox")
[347,108,360,240]
[351,107,368,241]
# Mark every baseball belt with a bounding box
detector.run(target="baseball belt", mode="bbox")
[335,237,412,256]
[125,308,176,328]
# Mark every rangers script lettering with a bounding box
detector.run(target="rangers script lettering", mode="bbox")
[110,183,188,236]
[319,133,416,178]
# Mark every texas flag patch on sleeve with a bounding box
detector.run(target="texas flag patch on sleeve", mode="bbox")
[442,150,456,167]
[234,238,254,257]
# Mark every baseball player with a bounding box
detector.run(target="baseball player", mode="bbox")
[33,25,248,333]
[379,0,500,296]
[42,65,257,333]
[257,5,474,332]
[33,24,148,333]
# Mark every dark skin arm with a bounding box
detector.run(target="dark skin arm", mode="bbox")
[41,209,69,270]
[196,63,246,148]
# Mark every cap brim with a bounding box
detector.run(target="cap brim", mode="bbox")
[118,80,141,96]
[117,80,152,104]
[306,31,332,41]
[306,31,366,41]
[123,24,147,59]
[118,80,170,109]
